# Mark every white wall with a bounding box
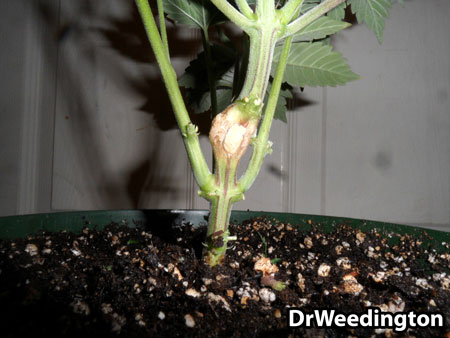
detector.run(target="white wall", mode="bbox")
[1,0,449,231]
[0,0,27,216]
[324,1,450,230]
[0,0,59,217]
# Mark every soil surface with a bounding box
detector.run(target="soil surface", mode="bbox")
[0,218,449,337]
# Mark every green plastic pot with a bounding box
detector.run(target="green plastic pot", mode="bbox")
[0,210,449,253]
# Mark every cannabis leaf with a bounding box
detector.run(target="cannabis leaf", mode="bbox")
[195,67,235,114]
[162,0,225,31]
[327,2,346,21]
[178,44,236,113]
[192,77,293,122]
[264,82,293,122]
[291,16,350,42]
[196,88,234,114]
[300,0,347,20]
[180,50,294,122]
[273,42,359,87]
[348,0,392,43]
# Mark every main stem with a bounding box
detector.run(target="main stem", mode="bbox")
[204,3,283,267]
[204,158,242,266]
[238,28,279,100]
[238,4,279,100]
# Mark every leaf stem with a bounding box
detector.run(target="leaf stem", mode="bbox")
[283,0,346,37]
[238,36,293,192]
[156,0,169,57]
[236,0,254,19]
[279,0,305,24]
[135,0,213,189]
[210,0,253,32]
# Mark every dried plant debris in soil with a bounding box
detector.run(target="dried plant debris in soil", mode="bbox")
[1,219,449,338]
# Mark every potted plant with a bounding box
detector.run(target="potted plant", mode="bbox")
[1,0,449,336]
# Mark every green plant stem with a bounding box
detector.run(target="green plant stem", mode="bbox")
[210,0,253,32]
[238,27,279,100]
[283,0,346,37]
[236,2,281,100]
[240,36,250,94]
[156,0,169,57]
[204,158,243,266]
[239,36,293,192]
[255,0,275,19]
[135,0,213,190]
[205,35,294,267]
[236,0,254,19]
[279,0,305,24]
[201,29,218,118]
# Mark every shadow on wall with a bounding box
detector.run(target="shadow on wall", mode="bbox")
[36,0,188,208]
[35,0,316,209]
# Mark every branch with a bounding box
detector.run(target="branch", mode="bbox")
[156,0,169,57]
[283,0,346,37]
[236,0,254,19]
[135,0,212,188]
[210,0,253,31]
[279,0,305,24]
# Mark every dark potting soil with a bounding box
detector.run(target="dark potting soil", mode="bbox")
[0,218,449,338]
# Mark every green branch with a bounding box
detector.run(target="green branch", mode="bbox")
[210,0,254,31]
[283,0,346,37]
[156,0,169,56]
[279,0,305,24]
[236,0,254,19]
[135,0,213,189]
[239,36,293,192]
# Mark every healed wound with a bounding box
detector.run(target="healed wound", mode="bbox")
[209,98,261,160]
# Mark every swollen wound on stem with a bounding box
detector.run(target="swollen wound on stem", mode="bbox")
[209,96,264,161]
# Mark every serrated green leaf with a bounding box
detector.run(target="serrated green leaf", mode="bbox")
[321,37,331,45]
[327,2,346,21]
[198,88,233,114]
[300,1,347,19]
[186,64,293,121]
[163,0,225,30]
[291,16,350,42]
[348,0,392,43]
[272,42,360,87]
[198,67,235,113]
[178,72,196,89]
[215,67,235,87]
[179,44,236,113]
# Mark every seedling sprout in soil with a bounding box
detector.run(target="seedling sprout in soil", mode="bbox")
[135,0,404,266]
